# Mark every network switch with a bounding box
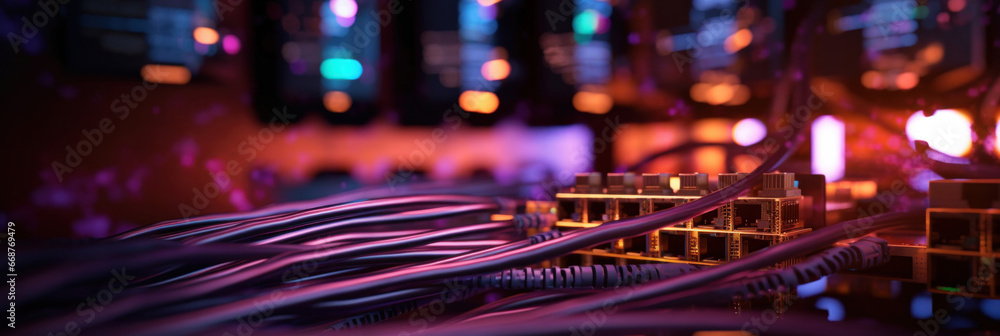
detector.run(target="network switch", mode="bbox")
[555,172,813,265]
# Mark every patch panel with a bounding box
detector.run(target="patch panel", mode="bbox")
[925,180,1000,299]
[555,172,811,265]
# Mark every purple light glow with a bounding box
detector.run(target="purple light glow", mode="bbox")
[811,115,845,181]
[290,59,308,75]
[732,118,767,146]
[330,0,358,18]
[222,35,241,54]
[479,4,497,20]
[335,15,356,27]
[229,189,253,211]
[73,215,111,238]
[194,41,210,54]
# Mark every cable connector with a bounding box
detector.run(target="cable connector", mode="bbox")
[844,236,890,269]
[731,237,891,300]
[528,231,563,244]
[513,213,557,231]
[461,264,701,291]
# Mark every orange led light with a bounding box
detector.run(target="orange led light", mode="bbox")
[323,91,353,113]
[193,27,220,44]
[861,70,884,89]
[459,91,499,114]
[572,91,613,114]
[705,84,734,105]
[723,28,753,53]
[141,65,191,85]
[896,72,919,90]
[490,214,514,221]
[692,118,733,143]
[481,59,511,81]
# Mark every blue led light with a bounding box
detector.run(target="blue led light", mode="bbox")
[815,297,845,321]
[796,276,827,298]
[911,293,933,319]
[981,299,1000,320]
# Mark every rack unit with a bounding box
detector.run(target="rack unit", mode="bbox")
[926,180,1000,299]
[555,172,810,266]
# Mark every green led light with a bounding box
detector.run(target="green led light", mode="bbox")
[936,286,960,293]
[573,9,599,35]
[320,58,363,80]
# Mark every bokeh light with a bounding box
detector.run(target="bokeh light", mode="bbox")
[692,119,732,143]
[920,43,944,64]
[861,70,885,89]
[905,109,973,157]
[222,35,241,54]
[193,27,219,44]
[330,0,358,18]
[733,118,767,146]
[725,85,751,106]
[282,42,301,62]
[481,59,510,81]
[323,91,352,113]
[981,299,1000,320]
[948,0,967,12]
[812,115,845,181]
[705,84,734,105]
[459,91,499,113]
[141,65,191,85]
[573,9,600,35]
[336,15,356,27]
[572,91,613,114]
[995,118,1000,156]
[320,58,363,80]
[910,293,933,319]
[723,28,753,53]
[797,276,828,298]
[896,72,919,90]
[815,297,845,321]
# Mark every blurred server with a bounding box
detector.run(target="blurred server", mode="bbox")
[254,0,380,124]
[812,0,987,101]
[394,0,524,125]
[64,0,218,79]
[527,0,624,123]
[628,0,784,117]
